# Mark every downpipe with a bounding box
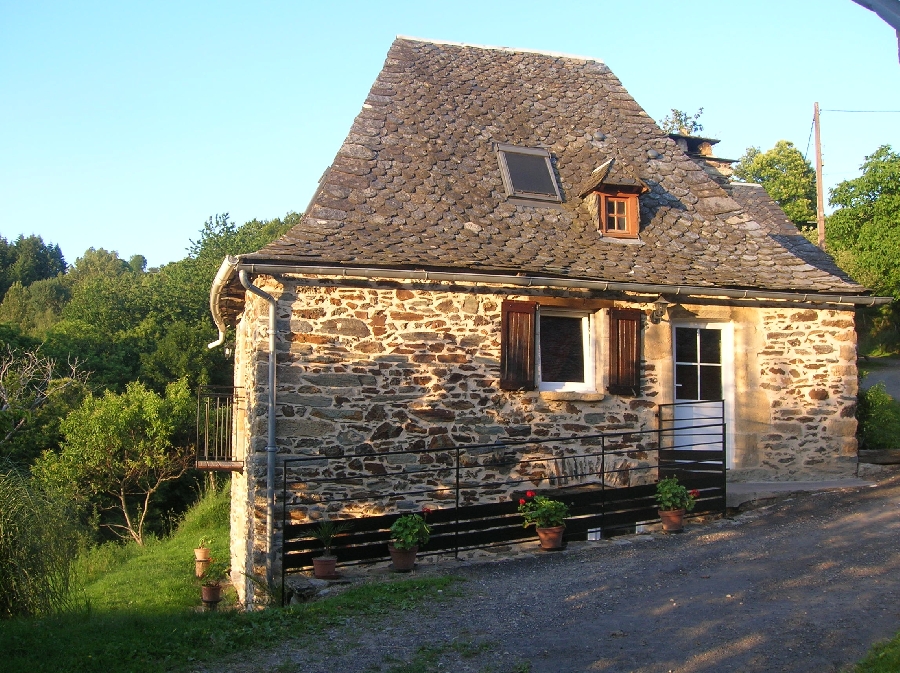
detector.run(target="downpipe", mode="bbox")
[238,270,278,591]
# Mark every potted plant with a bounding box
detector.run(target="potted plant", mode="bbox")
[655,476,699,532]
[518,491,569,550]
[194,536,212,577]
[200,558,229,608]
[388,513,431,571]
[309,519,351,579]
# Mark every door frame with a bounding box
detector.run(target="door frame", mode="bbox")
[672,321,736,469]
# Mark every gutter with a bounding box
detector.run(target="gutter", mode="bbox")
[235,262,893,307]
[208,255,239,348]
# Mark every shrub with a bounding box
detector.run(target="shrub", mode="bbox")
[858,383,900,450]
[0,467,80,617]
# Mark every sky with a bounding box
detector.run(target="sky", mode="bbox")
[1,1,899,269]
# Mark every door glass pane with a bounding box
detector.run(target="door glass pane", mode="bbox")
[675,364,698,400]
[540,316,584,382]
[699,365,723,400]
[699,329,721,364]
[675,327,696,363]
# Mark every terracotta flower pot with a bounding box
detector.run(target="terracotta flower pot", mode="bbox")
[388,543,418,571]
[194,547,211,561]
[659,508,686,533]
[536,525,565,550]
[201,583,222,608]
[312,555,338,579]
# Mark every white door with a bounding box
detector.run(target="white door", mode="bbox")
[672,324,734,467]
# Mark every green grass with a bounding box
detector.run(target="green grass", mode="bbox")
[75,485,232,612]
[856,637,900,672]
[0,486,459,672]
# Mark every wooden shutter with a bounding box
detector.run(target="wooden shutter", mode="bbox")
[500,300,536,390]
[608,308,642,396]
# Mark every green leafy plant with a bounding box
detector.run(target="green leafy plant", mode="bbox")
[310,519,352,557]
[390,513,431,551]
[517,491,569,528]
[196,536,212,549]
[200,558,230,587]
[655,477,699,512]
[858,383,900,450]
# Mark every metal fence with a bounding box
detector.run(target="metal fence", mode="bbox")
[280,400,726,586]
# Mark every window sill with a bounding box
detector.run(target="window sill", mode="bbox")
[539,391,605,402]
[599,235,644,245]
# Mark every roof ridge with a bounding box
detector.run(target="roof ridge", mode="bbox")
[394,35,604,64]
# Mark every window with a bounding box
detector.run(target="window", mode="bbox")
[500,301,642,395]
[496,144,562,203]
[537,311,594,392]
[598,193,639,238]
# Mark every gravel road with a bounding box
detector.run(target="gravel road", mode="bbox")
[214,476,900,673]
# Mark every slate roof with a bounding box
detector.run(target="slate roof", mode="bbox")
[244,37,866,296]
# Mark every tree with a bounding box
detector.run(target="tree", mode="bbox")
[66,247,132,285]
[0,235,65,299]
[660,108,704,135]
[732,140,818,226]
[827,145,900,297]
[33,380,194,545]
[0,344,87,465]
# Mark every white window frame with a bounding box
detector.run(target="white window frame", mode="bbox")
[536,308,596,393]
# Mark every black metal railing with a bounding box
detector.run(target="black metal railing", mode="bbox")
[280,400,725,588]
[196,386,243,471]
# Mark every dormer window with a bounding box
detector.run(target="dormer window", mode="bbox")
[577,157,649,240]
[496,144,562,203]
[599,193,639,238]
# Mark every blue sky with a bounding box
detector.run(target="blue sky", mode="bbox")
[1,0,898,268]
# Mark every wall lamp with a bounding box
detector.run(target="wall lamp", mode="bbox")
[650,296,672,324]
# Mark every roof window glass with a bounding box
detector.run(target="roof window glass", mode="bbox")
[496,144,562,203]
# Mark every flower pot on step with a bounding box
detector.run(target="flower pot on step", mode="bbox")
[312,555,338,579]
[536,525,565,550]
[194,546,212,577]
[659,508,686,533]
[388,543,418,571]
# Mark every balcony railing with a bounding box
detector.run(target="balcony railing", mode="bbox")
[195,386,243,471]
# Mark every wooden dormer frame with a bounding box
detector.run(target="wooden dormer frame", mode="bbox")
[585,188,642,239]
[598,191,640,238]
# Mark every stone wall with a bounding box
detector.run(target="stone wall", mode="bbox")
[228,273,859,602]
[739,306,858,479]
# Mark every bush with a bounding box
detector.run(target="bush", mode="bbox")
[0,467,80,617]
[858,383,900,450]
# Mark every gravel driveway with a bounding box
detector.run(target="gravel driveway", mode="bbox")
[217,475,900,672]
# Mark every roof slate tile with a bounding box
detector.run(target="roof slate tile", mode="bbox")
[244,37,866,296]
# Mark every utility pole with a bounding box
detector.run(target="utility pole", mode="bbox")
[814,102,826,250]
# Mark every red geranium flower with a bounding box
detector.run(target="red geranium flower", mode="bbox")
[526,490,536,498]
[690,490,700,498]
[422,506,433,515]
[519,498,526,505]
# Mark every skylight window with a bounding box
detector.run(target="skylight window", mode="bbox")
[496,144,562,203]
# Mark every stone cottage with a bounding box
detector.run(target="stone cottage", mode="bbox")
[206,37,889,602]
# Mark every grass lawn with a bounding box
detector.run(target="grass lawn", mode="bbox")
[0,487,457,673]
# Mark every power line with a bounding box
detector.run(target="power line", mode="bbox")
[804,118,815,162]
[821,109,900,113]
